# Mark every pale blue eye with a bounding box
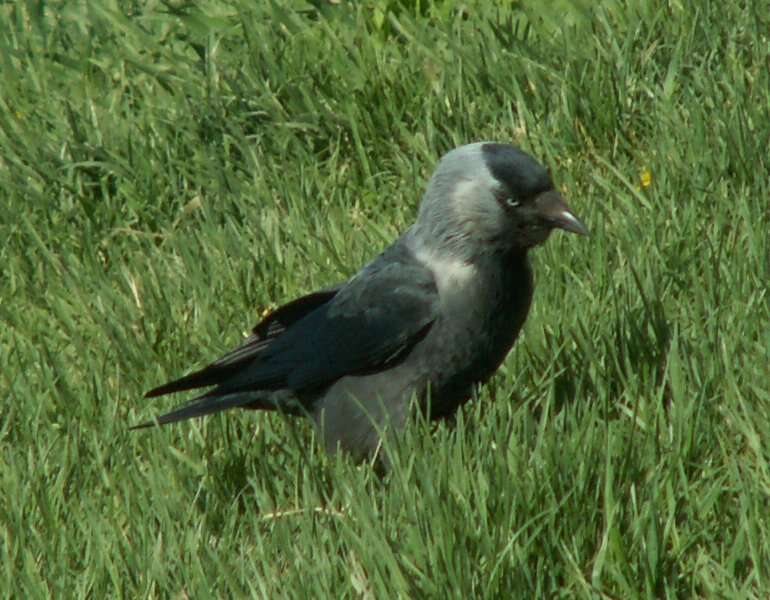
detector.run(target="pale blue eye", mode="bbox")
[506,197,520,208]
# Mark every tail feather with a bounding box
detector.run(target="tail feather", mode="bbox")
[143,364,241,399]
[130,392,272,430]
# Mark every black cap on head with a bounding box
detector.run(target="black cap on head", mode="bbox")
[481,143,553,199]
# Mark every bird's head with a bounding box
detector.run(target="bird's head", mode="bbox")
[414,142,587,258]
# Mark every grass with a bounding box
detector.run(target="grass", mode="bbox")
[2,0,769,597]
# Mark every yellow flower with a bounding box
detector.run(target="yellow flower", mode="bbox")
[640,168,652,189]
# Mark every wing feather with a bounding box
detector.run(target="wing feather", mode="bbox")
[143,244,438,409]
[144,287,342,398]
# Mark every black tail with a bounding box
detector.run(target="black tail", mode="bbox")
[130,392,267,430]
[143,362,245,399]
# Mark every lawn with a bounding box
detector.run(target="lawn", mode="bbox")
[1,1,769,597]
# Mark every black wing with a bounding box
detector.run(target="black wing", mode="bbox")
[205,251,439,396]
[144,286,342,398]
[143,243,439,402]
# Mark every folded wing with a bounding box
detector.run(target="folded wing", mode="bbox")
[144,286,343,398]
[136,245,438,426]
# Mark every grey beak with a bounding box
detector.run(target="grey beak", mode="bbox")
[535,190,589,236]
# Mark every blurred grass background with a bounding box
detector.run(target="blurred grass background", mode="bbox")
[1,0,769,597]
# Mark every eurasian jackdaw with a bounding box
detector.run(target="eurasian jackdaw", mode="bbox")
[135,142,587,459]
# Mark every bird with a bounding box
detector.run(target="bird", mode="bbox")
[134,142,588,460]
